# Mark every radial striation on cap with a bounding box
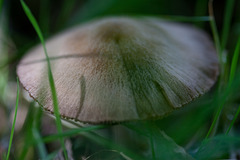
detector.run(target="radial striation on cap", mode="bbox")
[17,17,219,123]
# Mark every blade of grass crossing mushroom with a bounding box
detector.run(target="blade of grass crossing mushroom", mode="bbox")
[221,0,235,51]
[6,77,20,160]
[20,1,68,159]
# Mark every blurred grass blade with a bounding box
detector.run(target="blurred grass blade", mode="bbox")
[32,128,47,159]
[125,122,194,160]
[150,134,156,160]
[228,37,240,86]
[19,103,35,160]
[206,35,240,139]
[42,125,107,143]
[44,151,58,160]
[196,135,240,159]
[147,124,194,160]
[226,105,240,135]
[20,1,68,159]
[225,37,240,134]
[221,0,235,50]
[208,0,222,66]
[6,77,20,160]
[83,131,145,160]
[205,0,224,139]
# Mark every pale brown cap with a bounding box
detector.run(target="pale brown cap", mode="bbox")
[17,17,219,123]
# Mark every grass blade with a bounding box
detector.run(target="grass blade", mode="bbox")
[228,37,240,86]
[225,37,240,134]
[205,0,224,139]
[6,77,20,160]
[20,1,68,159]
[32,128,47,158]
[226,105,240,135]
[196,135,240,159]
[208,0,222,66]
[221,0,235,50]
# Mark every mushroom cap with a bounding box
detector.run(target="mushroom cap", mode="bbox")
[17,17,219,123]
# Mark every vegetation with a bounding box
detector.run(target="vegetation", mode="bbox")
[0,0,239,159]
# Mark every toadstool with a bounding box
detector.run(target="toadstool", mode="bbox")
[17,17,219,124]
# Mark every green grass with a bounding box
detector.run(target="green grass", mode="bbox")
[0,0,240,159]
[221,0,235,51]
[20,0,68,159]
[6,78,19,160]
[226,105,240,135]
[205,0,240,139]
[228,37,240,86]
[225,36,240,135]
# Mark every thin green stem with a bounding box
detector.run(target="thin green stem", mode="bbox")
[32,128,47,159]
[208,1,222,67]
[6,77,20,160]
[150,131,156,160]
[20,1,68,159]
[205,0,224,139]
[226,105,240,135]
[228,37,240,86]
[205,104,223,139]
[221,0,235,51]
[206,36,240,138]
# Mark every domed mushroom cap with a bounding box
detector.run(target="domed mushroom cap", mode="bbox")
[17,17,219,123]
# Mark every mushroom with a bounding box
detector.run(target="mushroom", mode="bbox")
[17,17,219,124]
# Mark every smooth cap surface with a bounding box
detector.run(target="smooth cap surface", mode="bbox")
[17,17,219,123]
